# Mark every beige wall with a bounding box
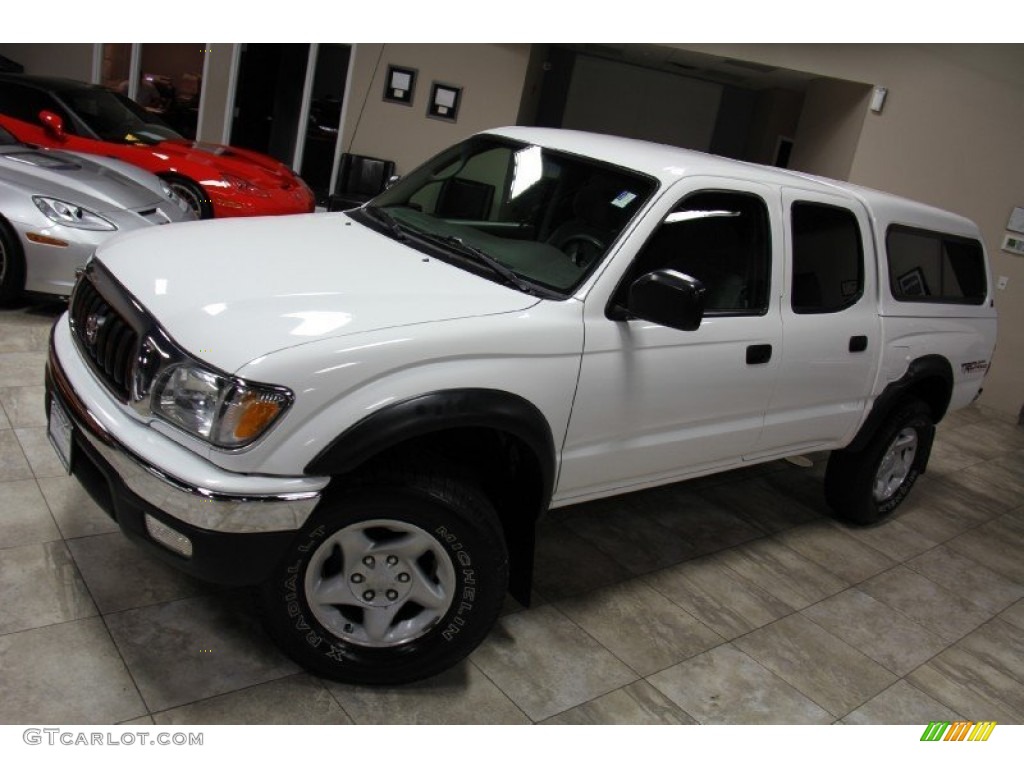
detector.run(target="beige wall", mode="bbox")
[679,44,1024,420]
[788,78,871,180]
[745,88,803,166]
[0,43,94,80]
[561,55,722,150]
[340,44,531,174]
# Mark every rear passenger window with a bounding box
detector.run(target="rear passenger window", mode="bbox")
[887,225,987,304]
[790,202,863,314]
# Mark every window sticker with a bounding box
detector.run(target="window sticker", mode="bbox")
[611,191,637,209]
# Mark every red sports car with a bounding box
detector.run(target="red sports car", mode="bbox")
[0,73,315,219]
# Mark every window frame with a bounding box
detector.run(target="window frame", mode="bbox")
[609,187,774,320]
[886,223,988,306]
[789,199,866,315]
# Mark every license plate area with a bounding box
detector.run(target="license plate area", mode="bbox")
[47,396,74,474]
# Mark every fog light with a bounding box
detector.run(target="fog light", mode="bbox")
[145,514,193,558]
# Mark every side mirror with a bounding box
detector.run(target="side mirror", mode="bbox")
[39,110,66,141]
[624,269,705,331]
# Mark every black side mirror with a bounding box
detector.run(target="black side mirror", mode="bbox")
[625,269,705,331]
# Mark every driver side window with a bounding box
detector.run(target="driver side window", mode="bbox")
[624,190,771,314]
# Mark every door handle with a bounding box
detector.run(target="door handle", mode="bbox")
[849,335,868,353]
[746,344,772,365]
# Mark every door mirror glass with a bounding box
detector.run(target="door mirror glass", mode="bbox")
[627,269,705,331]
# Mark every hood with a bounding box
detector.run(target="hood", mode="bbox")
[0,144,164,212]
[94,213,541,373]
[153,140,299,189]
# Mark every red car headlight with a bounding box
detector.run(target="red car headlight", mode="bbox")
[222,172,270,198]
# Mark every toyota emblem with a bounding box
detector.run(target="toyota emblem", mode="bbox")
[84,313,103,345]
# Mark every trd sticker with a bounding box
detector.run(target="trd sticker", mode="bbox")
[961,360,989,374]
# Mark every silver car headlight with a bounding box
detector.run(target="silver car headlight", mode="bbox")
[158,179,193,216]
[33,196,116,231]
[151,360,292,449]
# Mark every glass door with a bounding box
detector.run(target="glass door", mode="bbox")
[229,44,311,164]
[297,43,352,204]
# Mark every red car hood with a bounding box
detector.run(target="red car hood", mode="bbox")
[155,140,299,188]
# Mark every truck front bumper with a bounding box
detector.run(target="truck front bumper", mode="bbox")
[45,317,325,585]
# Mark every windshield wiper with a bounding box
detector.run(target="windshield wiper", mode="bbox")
[364,206,407,241]
[414,231,536,294]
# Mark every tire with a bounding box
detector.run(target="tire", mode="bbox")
[163,175,213,219]
[825,399,934,525]
[0,217,26,306]
[260,469,508,685]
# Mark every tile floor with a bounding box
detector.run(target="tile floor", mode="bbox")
[1,300,1022,725]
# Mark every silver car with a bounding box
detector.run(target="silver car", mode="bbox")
[0,123,194,303]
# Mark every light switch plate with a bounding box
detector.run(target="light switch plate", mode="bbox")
[997,276,1009,290]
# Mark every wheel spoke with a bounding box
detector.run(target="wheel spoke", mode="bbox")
[378,532,431,560]
[310,573,359,607]
[406,562,449,610]
[338,528,376,567]
[362,603,401,643]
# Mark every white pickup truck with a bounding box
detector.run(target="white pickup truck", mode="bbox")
[45,127,997,684]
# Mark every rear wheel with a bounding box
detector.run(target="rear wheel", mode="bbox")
[0,217,26,306]
[825,399,934,524]
[164,175,213,219]
[260,469,508,685]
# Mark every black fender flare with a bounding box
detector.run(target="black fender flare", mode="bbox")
[846,354,953,453]
[304,388,557,510]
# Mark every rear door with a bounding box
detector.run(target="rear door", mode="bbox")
[748,188,880,458]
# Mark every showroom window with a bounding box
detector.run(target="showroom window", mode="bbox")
[790,201,864,314]
[100,43,205,139]
[887,225,987,304]
[623,190,771,314]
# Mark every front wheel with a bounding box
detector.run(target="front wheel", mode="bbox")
[260,471,508,685]
[825,400,934,525]
[163,175,213,219]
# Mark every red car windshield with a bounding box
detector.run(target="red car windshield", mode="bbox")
[57,87,183,146]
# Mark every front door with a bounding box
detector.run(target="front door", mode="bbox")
[556,178,783,504]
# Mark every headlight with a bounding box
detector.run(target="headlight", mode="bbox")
[222,172,269,198]
[151,361,292,448]
[158,179,193,216]
[33,196,116,231]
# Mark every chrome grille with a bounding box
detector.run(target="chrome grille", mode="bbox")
[69,277,138,401]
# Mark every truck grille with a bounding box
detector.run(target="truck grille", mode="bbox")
[69,277,138,401]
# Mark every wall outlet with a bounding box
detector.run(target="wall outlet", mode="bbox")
[997,276,1009,290]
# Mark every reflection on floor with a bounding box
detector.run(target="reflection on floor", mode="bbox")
[1,302,1022,725]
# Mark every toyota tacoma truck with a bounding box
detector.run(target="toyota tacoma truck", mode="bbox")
[45,127,997,684]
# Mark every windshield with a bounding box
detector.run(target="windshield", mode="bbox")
[363,136,657,295]
[57,87,183,145]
